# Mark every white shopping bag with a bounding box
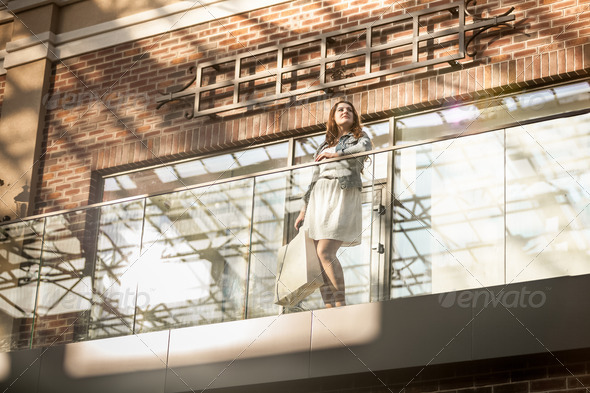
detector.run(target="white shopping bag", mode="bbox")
[274,229,324,306]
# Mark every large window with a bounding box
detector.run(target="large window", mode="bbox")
[102,142,291,202]
[102,122,392,202]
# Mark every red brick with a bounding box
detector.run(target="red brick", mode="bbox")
[33,0,590,219]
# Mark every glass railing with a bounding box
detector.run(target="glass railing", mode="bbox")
[392,112,590,297]
[1,110,590,352]
[0,150,389,351]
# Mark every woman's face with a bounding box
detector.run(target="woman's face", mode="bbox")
[333,103,354,130]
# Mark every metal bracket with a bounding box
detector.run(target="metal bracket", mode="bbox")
[464,0,516,57]
[373,243,385,254]
[373,204,386,216]
[156,66,197,114]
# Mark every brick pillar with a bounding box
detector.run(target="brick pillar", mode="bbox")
[0,4,57,220]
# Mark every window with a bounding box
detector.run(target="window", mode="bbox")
[102,142,290,202]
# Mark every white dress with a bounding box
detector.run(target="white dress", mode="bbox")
[303,147,362,247]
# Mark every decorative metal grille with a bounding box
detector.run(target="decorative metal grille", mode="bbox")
[159,1,516,118]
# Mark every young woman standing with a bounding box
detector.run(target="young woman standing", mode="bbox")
[294,101,372,307]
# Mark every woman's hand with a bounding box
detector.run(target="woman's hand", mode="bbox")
[294,208,306,230]
[315,151,340,162]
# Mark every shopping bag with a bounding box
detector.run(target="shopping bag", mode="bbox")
[274,229,324,306]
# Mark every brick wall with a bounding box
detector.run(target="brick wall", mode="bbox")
[16,311,84,349]
[23,0,590,351]
[35,0,590,214]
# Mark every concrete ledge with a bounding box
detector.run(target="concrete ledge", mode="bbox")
[3,31,57,68]
[0,273,588,392]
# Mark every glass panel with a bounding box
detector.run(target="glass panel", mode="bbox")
[285,159,377,310]
[367,156,388,302]
[4,82,588,346]
[103,142,289,201]
[343,189,374,304]
[0,219,44,351]
[299,187,374,309]
[136,179,253,332]
[246,172,287,318]
[365,121,391,150]
[89,200,145,339]
[395,105,482,145]
[34,210,97,347]
[293,134,324,165]
[506,113,590,283]
[395,81,590,145]
[363,150,388,187]
[392,132,505,298]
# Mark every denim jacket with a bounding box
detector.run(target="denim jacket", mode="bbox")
[303,131,372,205]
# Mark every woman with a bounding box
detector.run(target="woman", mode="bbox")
[294,101,372,308]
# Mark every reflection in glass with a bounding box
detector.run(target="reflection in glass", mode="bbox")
[0,220,44,350]
[363,149,388,187]
[299,187,374,309]
[365,121,391,150]
[103,142,289,201]
[246,173,287,318]
[136,180,253,332]
[392,132,504,297]
[506,113,590,282]
[395,81,590,145]
[90,201,145,339]
[395,106,480,145]
[293,134,323,165]
[35,210,97,346]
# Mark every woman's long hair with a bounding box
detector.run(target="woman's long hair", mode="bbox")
[325,100,363,146]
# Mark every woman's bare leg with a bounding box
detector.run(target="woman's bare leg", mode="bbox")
[318,268,334,307]
[315,239,346,307]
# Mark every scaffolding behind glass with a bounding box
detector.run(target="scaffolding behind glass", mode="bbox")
[391,87,590,298]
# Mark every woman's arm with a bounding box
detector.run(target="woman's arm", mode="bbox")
[339,131,372,156]
[294,206,306,230]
